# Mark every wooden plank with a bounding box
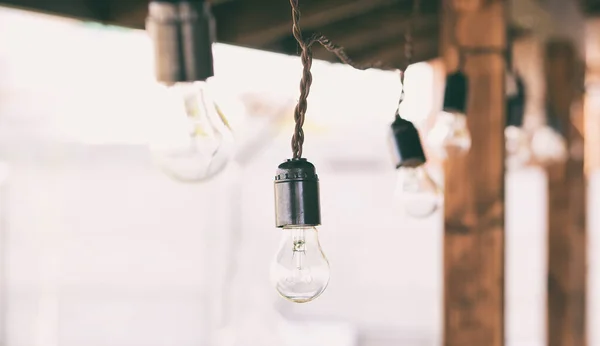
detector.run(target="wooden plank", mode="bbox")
[0,0,97,20]
[309,2,439,54]
[545,40,587,346]
[441,1,506,345]
[345,27,440,66]
[585,18,600,173]
[212,0,406,47]
[109,0,409,44]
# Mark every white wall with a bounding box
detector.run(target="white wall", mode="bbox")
[2,124,598,346]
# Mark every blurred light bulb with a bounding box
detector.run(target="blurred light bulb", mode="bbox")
[150,81,234,182]
[426,111,471,159]
[505,125,533,169]
[395,166,442,218]
[531,125,568,165]
[270,226,330,303]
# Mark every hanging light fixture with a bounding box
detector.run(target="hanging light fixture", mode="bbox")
[505,70,532,169]
[272,158,329,303]
[504,31,567,168]
[530,110,568,165]
[146,0,234,183]
[389,0,441,218]
[270,0,440,302]
[390,115,441,218]
[270,0,331,304]
[426,69,471,159]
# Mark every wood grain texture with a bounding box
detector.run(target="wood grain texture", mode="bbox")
[585,19,600,173]
[441,1,506,345]
[545,40,587,346]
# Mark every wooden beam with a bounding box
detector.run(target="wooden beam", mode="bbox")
[213,0,406,47]
[309,1,439,53]
[585,18,600,172]
[351,39,440,66]
[545,40,587,346]
[441,1,506,345]
[340,25,440,66]
[114,0,411,45]
[0,0,98,21]
[312,15,440,63]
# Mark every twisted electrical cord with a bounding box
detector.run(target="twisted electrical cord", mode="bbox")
[289,0,311,159]
[396,0,421,113]
[289,0,420,158]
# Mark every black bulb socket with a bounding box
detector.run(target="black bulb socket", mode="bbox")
[146,0,215,84]
[389,115,427,169]
[506,75,526,127]
[443,71,468,114]
[274,158,321,228]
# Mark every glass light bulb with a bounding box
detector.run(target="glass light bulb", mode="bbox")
[505,125,533,169]
[530,125,568,165]
[150,81,234,182]
[270,226,330,303]
[395,166,442,218]
[426,111,471,159]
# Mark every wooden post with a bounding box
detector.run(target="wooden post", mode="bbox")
[441,1,506,345]
[585,19,600,346]
[545,40,587,346]
[585,19,600,174]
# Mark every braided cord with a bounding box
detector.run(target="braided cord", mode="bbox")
[288,0,420,158]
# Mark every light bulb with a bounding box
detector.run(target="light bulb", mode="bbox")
[505,126,533,169]
[530,125,568,165]
[270,226,330,303]
[395,166,441,218]
[426,111,471,159]
[150,81,234,182]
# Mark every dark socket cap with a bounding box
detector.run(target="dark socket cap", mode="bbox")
[443,71,468,114]
[274,158,321,228]
[146,0,215,84]
[389,115,427,169]
[506,75,526,127]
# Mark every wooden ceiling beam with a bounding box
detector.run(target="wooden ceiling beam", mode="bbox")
[0,0,442,67]
[310,0,438,50]
[338,24,440,66]
[349,38,440,67]
[0,0,98,21]
[213,0,408,47]
[108,0,410,43]
[312,14,439,61]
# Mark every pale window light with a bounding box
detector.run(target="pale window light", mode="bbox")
[0,5,435,147]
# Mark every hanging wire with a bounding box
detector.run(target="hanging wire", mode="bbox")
[289,0,312,159]
[288,0,422,158]
[288,0,392,158]
[396,0,421,112]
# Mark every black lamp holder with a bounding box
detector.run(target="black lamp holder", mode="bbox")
[274,159,321,228]
[506,73,526,128]
[274,0,424,228]
[146,0,215,84]
[389,115,427,169]
[443,71,469,115]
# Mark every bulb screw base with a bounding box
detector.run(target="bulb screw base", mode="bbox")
[146,0,215,84]
[389,115,427,168]
[274,158,321,228]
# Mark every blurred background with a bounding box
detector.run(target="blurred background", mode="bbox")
[0,1,598,346]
